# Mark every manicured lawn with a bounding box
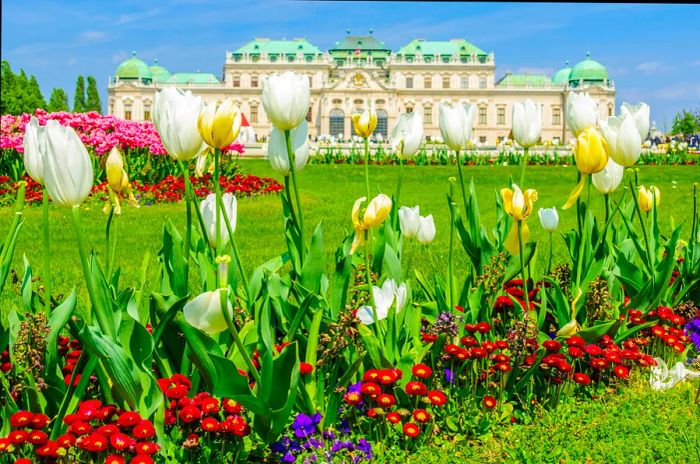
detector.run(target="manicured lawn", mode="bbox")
[0,161,697,319]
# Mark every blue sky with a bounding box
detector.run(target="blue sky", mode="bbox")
[2,1,699,131]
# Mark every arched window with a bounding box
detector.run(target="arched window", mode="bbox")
[329,108,345,139]
[376,109,388,138]
[424,104,433,125]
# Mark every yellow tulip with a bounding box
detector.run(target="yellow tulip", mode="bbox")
[501,184,538,221]
[638,185,660,212]
[574,127,608,174]
[197,98,242,149]
[103,147,139,214]
[504,220,530,255]
[352,108,378,139]
[351,194,392,253]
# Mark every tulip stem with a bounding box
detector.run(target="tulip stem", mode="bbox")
[214,149,222,254]
[42,188,51,313]
[448,181,456,310]
[215,193,249,305]
[516,220,530,312]
[547,232,553,276]
[364,230,380,337]
[284,130,305,260]
[519,146,529,186]
[455,150,469,218]
[178,161,192,294]
[71,207,114,338]
[220,287,260,383]
[364,137,371,199]
[630,180,654,270]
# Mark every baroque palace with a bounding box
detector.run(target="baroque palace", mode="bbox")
[107,32,616,145]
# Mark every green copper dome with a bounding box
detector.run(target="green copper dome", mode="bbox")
[569,53,608,84]
[149,59,171,83]
[551,61,572,85]
[115,52,153,81]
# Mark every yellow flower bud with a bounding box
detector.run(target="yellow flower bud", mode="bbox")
[351,193,392,253]
[574,127,609,174]
[638,185,660,212]
[104,147,139,214]
[501,184,538,221]
[197,98,242,149]
[351,108,378,139]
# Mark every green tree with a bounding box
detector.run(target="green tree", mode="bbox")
[1,60,17,114]
[73,75,86,113]
[13,70,33,114]
[85,76,102,113]
[47,87,70,112]
[28,75,46,110]
[671,110,698,135]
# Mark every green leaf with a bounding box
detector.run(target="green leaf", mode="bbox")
[300,223,324,294]
[45,289,77,378]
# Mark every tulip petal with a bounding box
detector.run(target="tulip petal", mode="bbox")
[562,176,587,210]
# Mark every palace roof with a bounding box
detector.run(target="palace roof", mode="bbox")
[496,73,552,87]
[396,39,487,57]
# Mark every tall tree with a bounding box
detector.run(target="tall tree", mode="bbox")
[28,75,46,110]
[0,60,17,115]
[73,75,86,113]
[85,76,102,113]
[671,110,698,135]
[47,87,70,112]
[14,70,33,115]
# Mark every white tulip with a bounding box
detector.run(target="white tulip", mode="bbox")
[416,214,436,244]
[267,120,309,175]
[511,100,542,148]
[439,102,475,151]
[153,87,208,161]
[183,289,234,335]
[600,115,642,167]
[391,112,424,157]
[262,71,310,130]
[538,207,559,233]
[356,279,407,325]
[592,157,624,194]
[398,206,421,238]
[42,121,94,208]
[620,102,650,140]
[22,117,46,184]
[566,92,598,137]
[199,192,237,247]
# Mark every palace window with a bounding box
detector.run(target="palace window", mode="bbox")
[460,55,469,64]
[332,99,342,104]
[406,76,414,89]
[307,74,313,88]
[250,104,259,123]
[497,107,505,125]
[329,108,344,138]
[552,107,561,125]
[479,106,487,125]
[406,106,414,113]
[479,136,487,143]
[269,54,278,62]
[251,75,259,87]
[376,109,388,138]
[424,105,432,125]
[124,101,133,121]
[479,76,487,89]
[354,99,364,105]
[442,76,450,89]
[424,75,432,89]
[441,55,451,64]
[460,75,469,89]
[144,107,151,121]
[375,99,385,105]
[608,104,613,116]
[233,74,240,87]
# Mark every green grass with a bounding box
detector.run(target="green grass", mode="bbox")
[0,161,697,319]
[377,377,700,463]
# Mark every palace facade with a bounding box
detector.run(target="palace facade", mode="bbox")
[107,32,616,145]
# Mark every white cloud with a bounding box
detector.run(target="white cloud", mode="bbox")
[656,82,700,100]
[635,61,675,74]
[114,8,161,25]
[80,31,107,42]
[686,60,700,67]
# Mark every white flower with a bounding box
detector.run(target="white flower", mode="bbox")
[439,102,476,151]
[416,215,436,244]
[600,115,642,167]
[261,71,310,130]
[592,157,624,194]
[183,289,234,335]
[42,120,94,208]
[566,92,597,137]
[649,357,700,391]
[398,206,421,238]
[153,87,208,161]
[356,279,407,325]
[199,192,237,247]
[619,102,650,140]
[512,100,542,148]
[267,121,309,175]
[22,117,46,184]
[538,207,559,233]
[391,112,423,157]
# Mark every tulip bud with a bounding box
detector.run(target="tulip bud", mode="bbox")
[352,108,378,139]
[363,194,392,229]
[391,112,423,157]
[600,116,641,167]
[638,185,660,213]
[538,207,559,233]
[512,100,542,148]
[261,72,310,130]
[153,87,208,161]
[399,206,421,238]
[592,158,623,194]
[416,215,436,244]
[104,147,139,214]
[574,127,608,174]
[183,289,234,335]
[356,279,407,325]
[42,121,94,208]
[23,117,46,184]
[197,98,242,149]
[566,92,597,137]
[267,121,310,176]
[501,184,538,221]
[199,192,237,247]
[439,102,475,151]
